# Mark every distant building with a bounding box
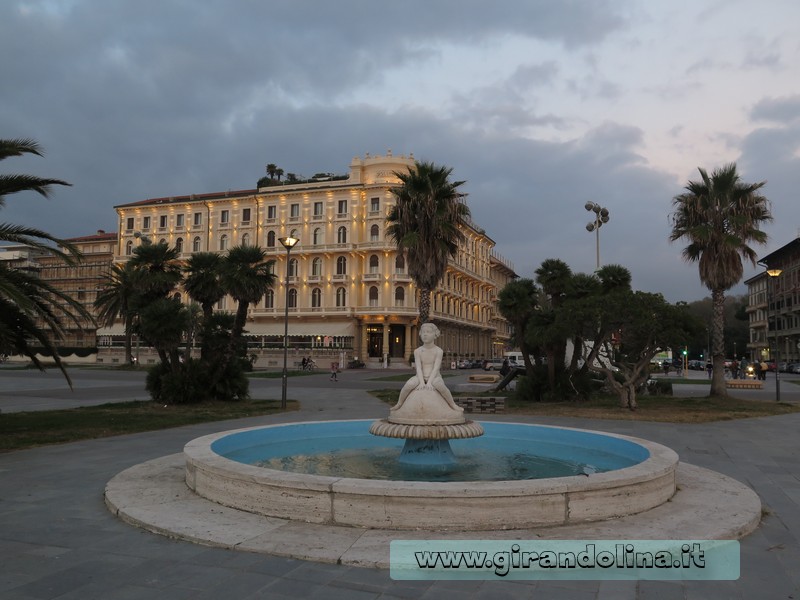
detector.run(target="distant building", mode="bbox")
[745,237,800,365]
[107,152,516,367]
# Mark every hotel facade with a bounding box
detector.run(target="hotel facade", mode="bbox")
[106,152,516,367]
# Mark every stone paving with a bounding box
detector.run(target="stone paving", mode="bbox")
[1,367,799,598]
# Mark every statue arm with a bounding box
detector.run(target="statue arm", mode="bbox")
[413,347,425,388]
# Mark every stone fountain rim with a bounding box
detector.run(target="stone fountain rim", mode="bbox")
[184,419,678,497]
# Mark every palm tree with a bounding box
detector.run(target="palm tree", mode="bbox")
[497,278,539,375]
[0,137,87,385]
[221,245,277,341]
[128,241,182,302]
[533,259,573,387]
[387,160,470,324]
[183,252,225,321]
[266,163,277,180]
[94,261,141,364]
[670,163,772,396]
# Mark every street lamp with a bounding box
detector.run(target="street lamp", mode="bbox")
[585,202,610,270]
[762,264,783,402]
[278,235,299,409]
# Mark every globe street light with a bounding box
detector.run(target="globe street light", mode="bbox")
[761,264,783,402]
[585,201,610,270]
[278,235,299,409]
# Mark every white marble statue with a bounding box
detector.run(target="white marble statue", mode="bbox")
[389,322,464,423]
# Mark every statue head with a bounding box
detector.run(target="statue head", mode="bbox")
[419,322,441,341]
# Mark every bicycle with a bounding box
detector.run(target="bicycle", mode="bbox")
[302,360,317,372]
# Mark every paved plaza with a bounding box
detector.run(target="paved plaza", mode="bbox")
[1,366,799,598]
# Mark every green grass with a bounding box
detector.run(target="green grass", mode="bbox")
[369,389,800,423]
[0,399,297,453]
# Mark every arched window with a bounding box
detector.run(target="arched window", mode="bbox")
[369,286,379,307]
[369,254,379,274]
[311,287,322,308]
[241,233,250,246]
[337,226,347,244]
[159,238,167,245]
[264,289,274,309]
[193,236,201,252]
[336,256,347,275]
[395,254,405,273]
[175,237,183,253]
[336,287,347,307]
[125,241,133,256]
[266,231,276,247]
[312,257,322,276]
[288,288,297,308]
[288,258,298,277]
[313,228,322,245]
[395,286,405,307]
[219,234,228,251]
[370,224,380,242]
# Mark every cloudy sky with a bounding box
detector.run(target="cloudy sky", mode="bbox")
[3,0,799,302]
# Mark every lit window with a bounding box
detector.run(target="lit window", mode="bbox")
[175,238,183,253]
[264,289,274,309]
[336,256,347,275]
[193,237,201,252]
[313,201,323,216]
[267,205,276,219]
[126,217,134,231]
[395,287,405,307]
[369,254,379,274]
[288,258,298,277]
[370,224,379,242]
[312,257,322,276]
[337,226,347,244]
[369,286,379,307]
[220,210,229,224]
[241,208,251,223]
[311,288,322,308]
[370,197,380,212]
[219,234,228,251]
[142,216,151,230]
[337,199,347,215]
[267,231,275,247]
[290,204,299,218]
[176,214,184,228]
[194,212,202,226]
[288,288,297,308]
[336,287,346,307]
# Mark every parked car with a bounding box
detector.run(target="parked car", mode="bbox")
[483,358,505,371]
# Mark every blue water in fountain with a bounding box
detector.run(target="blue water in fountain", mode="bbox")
[211,420,649,482]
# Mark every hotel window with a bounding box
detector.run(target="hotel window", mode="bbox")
[395,254,405,273]
[395,287,405,307]
[220,210,229,224]
[369,286,379,307]
[336,256,347,275]
[311,288,322,308]
[313,201,323,216]
[370,197,380,212]
[219,234,228,251]
[337,226,347,244]
[193,236,201,252]
[369,254,379,274]
[266,231,276,247]
[264,289,274,309]
[370,224,380,242]
[288,258,298,277]
[337,199,347,215]
[288,288,298,308]
[313,227,322,245]
[193,212,202,226]
[312,257,322,276]
[175,237,183,253]
[290,203,300,218]
[159,215,168,229]
[176,214,184,228]
[142,216,151,230]
[159,238,166,245]
[241,208,251,223]
[336,287,347,307]
[267,205,276,219]
[126,217,134,231]
[241,233,250,246]
[125,241,133,255]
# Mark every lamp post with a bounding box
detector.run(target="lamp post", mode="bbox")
[278,235,299,409]
[585,202,610,270]
[763,265,783,402]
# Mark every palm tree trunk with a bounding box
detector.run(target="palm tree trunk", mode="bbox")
[710,288,727,396]
[418,288,431,323]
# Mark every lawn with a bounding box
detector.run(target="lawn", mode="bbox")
[0,399,296,452]
[369,389,800,423]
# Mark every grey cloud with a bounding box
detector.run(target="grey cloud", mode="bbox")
[751,96,800,124]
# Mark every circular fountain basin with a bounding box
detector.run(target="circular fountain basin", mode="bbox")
[184,420,678,531]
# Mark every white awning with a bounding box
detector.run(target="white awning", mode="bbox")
[243,321,356,337]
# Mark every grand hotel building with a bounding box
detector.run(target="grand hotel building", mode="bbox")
[107,152,515,367]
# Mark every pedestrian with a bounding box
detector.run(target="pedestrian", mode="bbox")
[329,362,338,381]
[754,360,762,381]
[731,359,739,380]
[663,360,670,376]
[706,360,713,379]
[740,358,748,379]
[301,356,308,370]
[760,360,768,381]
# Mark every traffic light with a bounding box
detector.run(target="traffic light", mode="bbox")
[682,349,687,356]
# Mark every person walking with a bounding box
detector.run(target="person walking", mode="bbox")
[706,360,713,379]
[329,362,338,381]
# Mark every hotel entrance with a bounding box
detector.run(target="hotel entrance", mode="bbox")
[367,325,383,358]
[389,324,406,359]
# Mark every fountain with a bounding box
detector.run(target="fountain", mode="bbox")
[183,324,680,530]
